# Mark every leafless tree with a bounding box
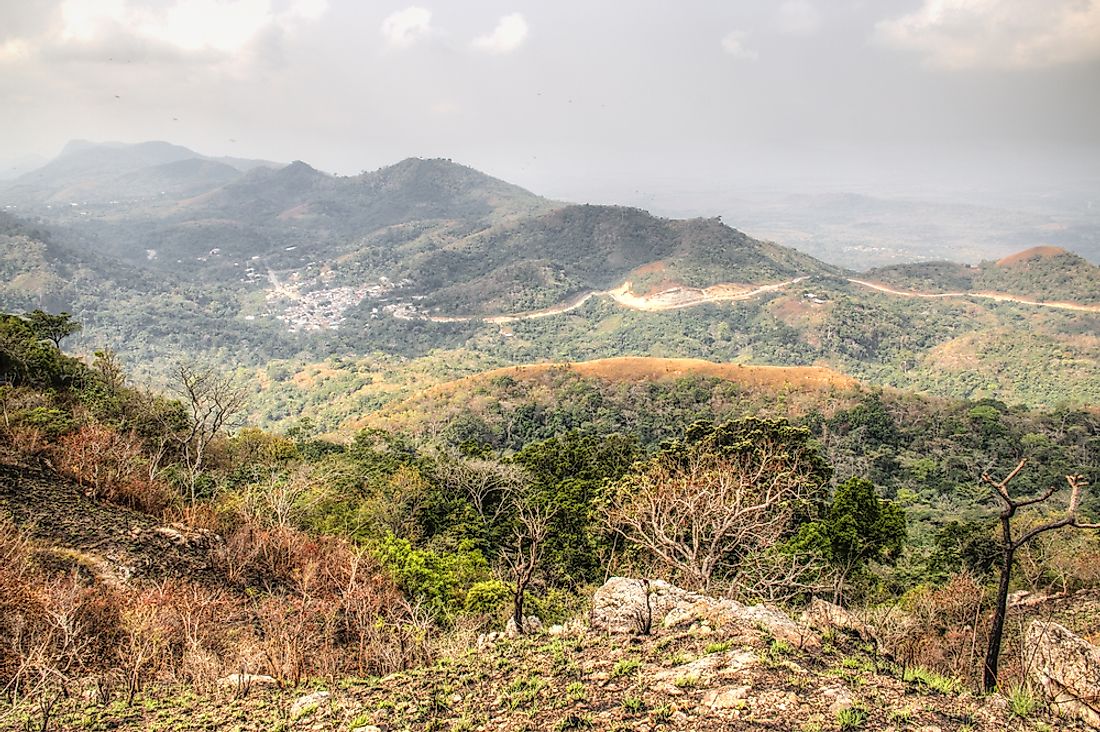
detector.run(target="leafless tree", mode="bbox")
[981,459,1096,691]
[439,451,527,530]
[606,448,817,592]
[170,364,248,503]
[501,494,555,635]
[239,465,335,530]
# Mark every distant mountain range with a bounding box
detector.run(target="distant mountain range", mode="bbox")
[1,140,1097,410]
[1,140,279,205]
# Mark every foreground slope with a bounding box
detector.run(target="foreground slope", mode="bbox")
[0,463,220,584]
[35,617,1037,732]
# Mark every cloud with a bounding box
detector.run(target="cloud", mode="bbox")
[875,0,1100,70]
[0,0,328,67]
[472,13,528,54]
[776,0,821,37]
[380,6,433,49]
[721,31,758,61]
[55,0,323,54]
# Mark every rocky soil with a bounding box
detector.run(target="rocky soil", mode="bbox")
[10,583,1089,732]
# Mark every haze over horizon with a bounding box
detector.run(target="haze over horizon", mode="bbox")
[2,0,1099,208]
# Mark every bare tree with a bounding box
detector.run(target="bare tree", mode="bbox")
[607,448,818,592]
[440,451,527,530]
[241,466,327,530]
[981,460,1096,691]
[170,364,248,503]
[501,495,555,635]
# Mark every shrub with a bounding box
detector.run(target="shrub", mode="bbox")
[54,423,174,514]
[464,580,511,616]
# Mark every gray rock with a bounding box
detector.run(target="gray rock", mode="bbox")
[1027,621,1100,729]
[591,576,817,649]
[504,614,543,637]
[289,689,330,719]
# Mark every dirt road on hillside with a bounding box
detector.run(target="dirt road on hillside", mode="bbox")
[847,279,1100,313]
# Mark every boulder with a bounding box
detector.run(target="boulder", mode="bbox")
[1027,621,1100,729]
[590,577,693,634]
[800,598,874,642]
[504,615,543,637]
[591,577,816,649]
[290,690,330,719]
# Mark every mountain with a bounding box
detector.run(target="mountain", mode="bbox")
[0,140,279,206]
[864,246,1100,305]
[0,146,1097,411]
[0,211,153,312]
[398,206,837,316]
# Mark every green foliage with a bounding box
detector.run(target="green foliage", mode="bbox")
[1007,685,1041,718]
[836,705,868,730]
[24,309,82,349]
[0,313,89,389]
[902,666,962,694]
[371,535,491,618]
[792,477,906,576]
[514,431,641,585]
[928,521,1000,580]
[464,580,511,616]
[610,658,640,679]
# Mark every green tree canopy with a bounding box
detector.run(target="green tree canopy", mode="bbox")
[24,309,82,350]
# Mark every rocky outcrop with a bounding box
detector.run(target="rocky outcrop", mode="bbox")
[1027,621,1100,729]
[590,577,816,649]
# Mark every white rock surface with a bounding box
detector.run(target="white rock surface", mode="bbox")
[1027,621,1100,729]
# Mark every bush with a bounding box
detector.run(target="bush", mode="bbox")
[54,423,175,514]
[464,580,511,616]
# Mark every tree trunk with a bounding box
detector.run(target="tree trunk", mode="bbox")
[513,583,526,634]
[983,546,1014,691]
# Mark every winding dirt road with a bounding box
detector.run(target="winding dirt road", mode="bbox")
[402,274,1098,325]
[419,277,812,323]
[847,279,1100,314]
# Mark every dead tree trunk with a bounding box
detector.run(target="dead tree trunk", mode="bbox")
[982,460,1094,691]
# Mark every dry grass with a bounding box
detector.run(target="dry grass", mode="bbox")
[410,357,855,402]
[995,246,1067,267]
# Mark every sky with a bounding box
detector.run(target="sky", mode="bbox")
[1,0,1099,202]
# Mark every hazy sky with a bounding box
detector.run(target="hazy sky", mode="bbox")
[1,0,1099,200]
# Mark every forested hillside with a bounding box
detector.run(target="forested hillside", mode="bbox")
[866,246,1100,304]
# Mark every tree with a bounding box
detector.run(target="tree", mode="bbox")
[170,364,247,503]
[24,310,81,350]
[513,432,640,585]
[501,491,555,634]
[791,477,906,597]
[981,460,1096,691]
[607,418,831,592]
